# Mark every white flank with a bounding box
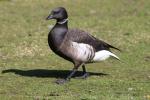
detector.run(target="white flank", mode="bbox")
[93,50,120,61]
[72,42,94,62]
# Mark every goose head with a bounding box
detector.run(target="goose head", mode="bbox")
[46,7,68,22]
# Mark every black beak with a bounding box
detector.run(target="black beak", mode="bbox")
[46,14,53,20]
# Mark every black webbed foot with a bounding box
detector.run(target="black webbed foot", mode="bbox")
[55,63,82,84]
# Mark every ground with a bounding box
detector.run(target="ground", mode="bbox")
[0,0,150,100]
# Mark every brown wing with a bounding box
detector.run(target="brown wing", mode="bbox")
[66,29,120,52]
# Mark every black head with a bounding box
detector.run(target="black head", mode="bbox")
[46,7,68,21]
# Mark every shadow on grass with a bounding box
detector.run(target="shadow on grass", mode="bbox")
[2,69,108,78]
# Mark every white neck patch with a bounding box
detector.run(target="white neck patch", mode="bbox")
[57,18,68,24]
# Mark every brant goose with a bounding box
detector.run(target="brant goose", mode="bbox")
[46,7,120,84]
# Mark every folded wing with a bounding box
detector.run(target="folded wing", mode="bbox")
[66,29,120,52]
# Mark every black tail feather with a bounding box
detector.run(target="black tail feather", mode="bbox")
[108,44,121,51]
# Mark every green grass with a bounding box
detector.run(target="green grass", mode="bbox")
[0,0,150,99]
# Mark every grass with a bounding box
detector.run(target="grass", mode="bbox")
[0,0,150,99]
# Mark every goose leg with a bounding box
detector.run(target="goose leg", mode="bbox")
[81,65,89,79]
[82,65,86,73]
[66,67,78,80]
[55,63,81,84]
[75,65,89,79]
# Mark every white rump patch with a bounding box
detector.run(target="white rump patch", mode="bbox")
[93,50,120,61]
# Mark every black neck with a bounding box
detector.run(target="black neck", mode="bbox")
[48,19,68,49]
